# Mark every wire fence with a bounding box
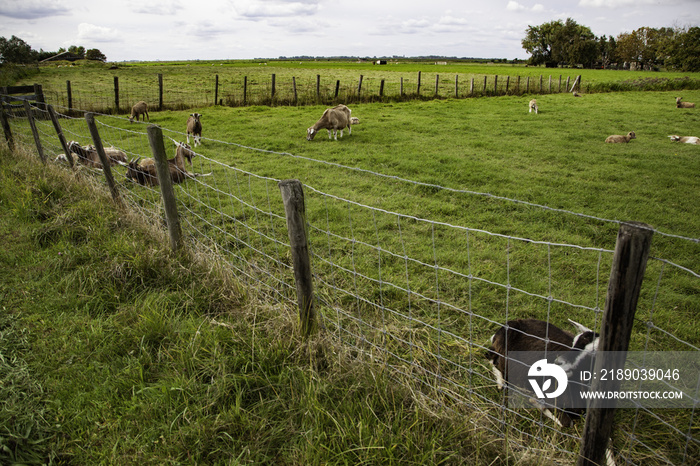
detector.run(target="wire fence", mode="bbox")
[2,99,698,465]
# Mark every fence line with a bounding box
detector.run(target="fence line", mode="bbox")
[2,99,698,465]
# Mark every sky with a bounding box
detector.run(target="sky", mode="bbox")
[1,0,699,62]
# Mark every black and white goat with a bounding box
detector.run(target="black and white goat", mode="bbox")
[485,318,599,428]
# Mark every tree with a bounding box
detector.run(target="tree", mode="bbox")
[599,35,617,68]
[0,35,35,63]
[666,27,700,71]
[68,45,86,59]
[85,49,107,62]
[521,18,598,68]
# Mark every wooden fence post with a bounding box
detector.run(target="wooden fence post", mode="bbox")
[271,74,276,99]
[23,100,47,164]
[85,113,121,204]
[243,76,248,105]
[214,74,219,106]
[505,76,510,94]
[147,124,183,252]
[483,75,487,93]
[47,105,75,169]
[293,77,298,105]
[0,105,14,151]
[470,77,474,96]
[158,73,164,110]
[113,76,119,113]
[66,80,73,111]
[334,80,340,99]
[400,77,404,96]
[577,222,654,466]
[357,75,363,97]
[316,74,321,101]
[455,75,459,98]
[33,84,46,112]
[279,179,316,337]
[549,75,552,93]
[435,74,439,96]
[380,79,385,97]
[516,75,520,94]
[494,75,498,95]
[417,71,422,95]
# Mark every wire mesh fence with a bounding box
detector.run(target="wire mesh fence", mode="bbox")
[1,98,698,465]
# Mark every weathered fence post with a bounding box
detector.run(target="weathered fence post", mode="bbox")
[566,76,571,92]
[146,124,183,252]
[505,76,510,95]
[23,100,47,164]
[334,80,340,99]
[455,75,459,98]
[85,113,121,204]
[559,75,562,93]
[569,75,581,93]
[400,77,404,96]
[66,80,73,111]
[469,77,474,96]
[271,74,276,99]
[357,75,363,97]
[548,75,552,93]
[278,179,316,337]
[483,75,487,93]
[526,76,530,93]
[494,75,498,95]
[417,71,422,95]
[316,74,321,101]
[113,76,119,113]
[293,77,298,105]
[380,79,385,97]
[47,105,75,169]
[516,75,521,94]
[33,84,46,112]
[214,74,219,106]
[158,73,164,110]
[539,75,543,92]
[577,222,654,466]
[0,104,14,151]
[435,74,439,96]
[243,76,248,105]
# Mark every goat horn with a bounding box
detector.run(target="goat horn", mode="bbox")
[568,319,593,334]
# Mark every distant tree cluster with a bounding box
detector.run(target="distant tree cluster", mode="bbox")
[0,36,106,64]
[522,19,700,71]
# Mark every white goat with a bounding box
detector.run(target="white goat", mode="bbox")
[485,318,599,428]
[528,99,538,114]
[129,101,149,123]
[668,135,699,145]
[64,141,127,169]
[307,104,352,141]
[350,116,360,125]
[676,97,695,109]
[186,113,203,147]
[605,131,636,143]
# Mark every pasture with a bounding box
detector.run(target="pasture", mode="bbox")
[3,64,700,464]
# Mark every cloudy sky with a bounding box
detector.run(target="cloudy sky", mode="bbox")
[1,0,699,62]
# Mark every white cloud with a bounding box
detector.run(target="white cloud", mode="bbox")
[130,1,182,16]
[232,0,321,20]
[0,0,69,20]
[77,23,120,43]
[506,1,526,12]
[578,0,681,6]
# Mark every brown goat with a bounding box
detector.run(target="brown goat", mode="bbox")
[66,141,128,169]
[676,97,695,109]
[125,142,198,186]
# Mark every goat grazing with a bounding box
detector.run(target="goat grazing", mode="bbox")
[528,99,538,114]
[676,97,695,109]
[129,101,149,123]
[668,135,699,145]
[350,116,360,125]
[186,113,202,147]
[66,141,128,169]
[605,131,636,143]
[307,104,352,141]
[125,142,207,186]
[485,318,599,428]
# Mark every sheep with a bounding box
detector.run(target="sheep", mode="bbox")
[125,141,205,186]
[186,113,202,147]
[676,97,695,109]
[605,131,636,143]
[668,135,700,145]
[350,116,360,125]
[129,101,149,123]
[528,99,538,114]
[485,318,599,428]
[307,104,352,141]
[66,141,128,169]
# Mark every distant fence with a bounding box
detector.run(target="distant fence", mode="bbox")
[1,97,698,465]
[32,72,584,114]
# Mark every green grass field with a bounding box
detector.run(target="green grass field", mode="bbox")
[2,62,699,464]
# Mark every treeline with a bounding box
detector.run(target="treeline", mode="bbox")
[522,18,700,71]
[0,36,106,64]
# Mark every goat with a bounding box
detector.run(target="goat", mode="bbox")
[125,142,208,186]
[129,101,149,123]
[350,116,360,125]
[528,99,538,114]
[605,131,636,143]
[66,141,128,169]
[485,318,599,428]
[676,97,695,109]
[186,113,202,147]
[668,135,699,145]
[307,104,352,141]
